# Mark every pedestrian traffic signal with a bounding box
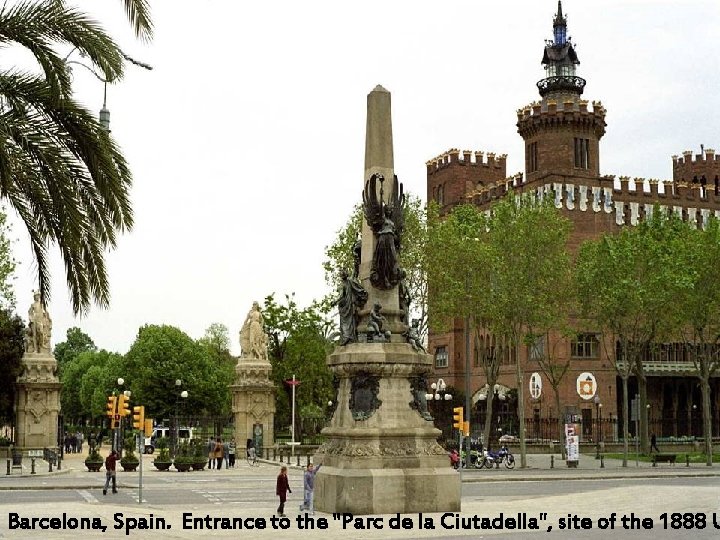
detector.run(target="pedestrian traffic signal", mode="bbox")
[453,406,464,430]
[117,394,131,417]
[132,405,145,430]
[144,419,153,437]
[106,395,117,417]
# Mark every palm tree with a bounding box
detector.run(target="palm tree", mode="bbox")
[0,0,151,314]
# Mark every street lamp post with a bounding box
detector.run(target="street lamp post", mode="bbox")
[594,395,601,459]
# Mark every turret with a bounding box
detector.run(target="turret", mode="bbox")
[517,2,605,182]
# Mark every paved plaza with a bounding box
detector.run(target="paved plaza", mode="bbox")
[1,449,718,539]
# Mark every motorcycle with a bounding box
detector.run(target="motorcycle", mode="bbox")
[459,449,486,469]
[483,446,515,469]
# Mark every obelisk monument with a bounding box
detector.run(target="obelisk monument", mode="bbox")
[314,86,461,514]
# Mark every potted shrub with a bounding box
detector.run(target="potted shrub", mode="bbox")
[120,435,139,472]
[85,446,104,472]
[191,438,207,470]
[173,441,192,472]
[153,437,172,471]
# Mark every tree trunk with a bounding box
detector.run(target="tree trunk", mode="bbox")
[637,371,648,454]
[482,392,494,454]
[553,386,566,459]
[515,339,527,468]
[621,374,630,467]
[701,376,713,466]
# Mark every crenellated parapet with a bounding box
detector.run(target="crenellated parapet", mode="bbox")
[427,148,509,210]
[672,147,720,186]
[426,148,507,174]
[516,98,607,139]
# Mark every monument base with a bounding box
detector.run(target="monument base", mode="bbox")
[315,465,460,514]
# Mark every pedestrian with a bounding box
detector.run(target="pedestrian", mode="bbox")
[246,438,256,462]
[207,437,215,469]
[299,462,322,514]
[276,466,292,516]
[223,439,230,469]
[651,433,660,453]
[214,437,224,470]
[228,438,236,468]
[103,450,118,495]
[77,431,84,453]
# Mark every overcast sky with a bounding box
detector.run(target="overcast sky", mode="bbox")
[6,0,720,355]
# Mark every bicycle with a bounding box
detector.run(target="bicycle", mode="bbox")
[246,447,257,466]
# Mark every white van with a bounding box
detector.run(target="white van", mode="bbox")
[143,426,193,454]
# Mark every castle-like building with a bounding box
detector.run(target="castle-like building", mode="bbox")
[426,1,720,444]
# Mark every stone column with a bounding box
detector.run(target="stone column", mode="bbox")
[232,302,275,454]
[15,292,61,450]
[314,86,461,515]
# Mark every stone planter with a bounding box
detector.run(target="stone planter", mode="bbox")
[85,460,103,472]
[173,460,191,472]
[120,459,139,472]
[191,461,206,471]
[153,461,172,471]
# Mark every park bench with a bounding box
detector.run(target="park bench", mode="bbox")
[651,453,676,466]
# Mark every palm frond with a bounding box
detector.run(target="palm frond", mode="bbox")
[120,0,153,42]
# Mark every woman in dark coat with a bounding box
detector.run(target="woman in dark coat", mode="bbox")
[276,466,292,516]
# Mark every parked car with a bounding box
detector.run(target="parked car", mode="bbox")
[144,426,194,454]
[499,434,520,444]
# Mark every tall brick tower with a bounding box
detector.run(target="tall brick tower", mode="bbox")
[517,1,606,182]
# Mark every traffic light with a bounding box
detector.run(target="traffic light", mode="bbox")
[117,394,131,417]
[132,405,145,430]
[144,419,154,437]
[453,406,464,431]
[106,395,117,417]
[463,421,470,437]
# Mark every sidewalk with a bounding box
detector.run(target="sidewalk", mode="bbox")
[2,448,718,489]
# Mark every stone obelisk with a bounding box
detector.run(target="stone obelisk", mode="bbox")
[314,86,461,514]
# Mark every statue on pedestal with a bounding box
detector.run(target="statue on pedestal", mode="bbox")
[334,269,368,345]
[239,301,268,360]
[26,290,52,354]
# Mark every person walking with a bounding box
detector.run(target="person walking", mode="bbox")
[207,437,215,469]
[214,437,224,470]
[276,466,292,516]
[299,462,322,514]
[650,433,660,453]
[103,450,118,495]
[228,438,236,468]
[223,439,230,469]
[246,438,256,464]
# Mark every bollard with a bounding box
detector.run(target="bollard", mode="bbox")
[57,457,61,471]
[296,453,300,467]
[686,454,690,467]
[306,454,311,467]
[272,448,276,461]
[6,459,9,476]
[31,458,36,475]
[600,455,604,468]
[550,455,554,469]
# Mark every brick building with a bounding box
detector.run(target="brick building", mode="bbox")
[426,1,720,444]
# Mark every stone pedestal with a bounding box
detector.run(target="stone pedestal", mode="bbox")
[315,343,461,514]
[15,352,61,450]
[231,358,275,451]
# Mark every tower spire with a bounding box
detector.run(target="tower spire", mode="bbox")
[537,1,585,98]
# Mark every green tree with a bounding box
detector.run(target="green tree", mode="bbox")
[0,0,140,313]
[262,294,334,439]
[323,194,429,339]
[119,0,153,41]
[673,217,720,465]
[120,325,230,420]
[54,327,96,372]
[0,309,25,424]
[577,209,687,463]
[427,194,571,467]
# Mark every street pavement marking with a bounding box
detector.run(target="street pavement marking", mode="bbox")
[77,489,98,503]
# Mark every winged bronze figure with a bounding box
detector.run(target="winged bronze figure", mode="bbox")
[362,173,405,290]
